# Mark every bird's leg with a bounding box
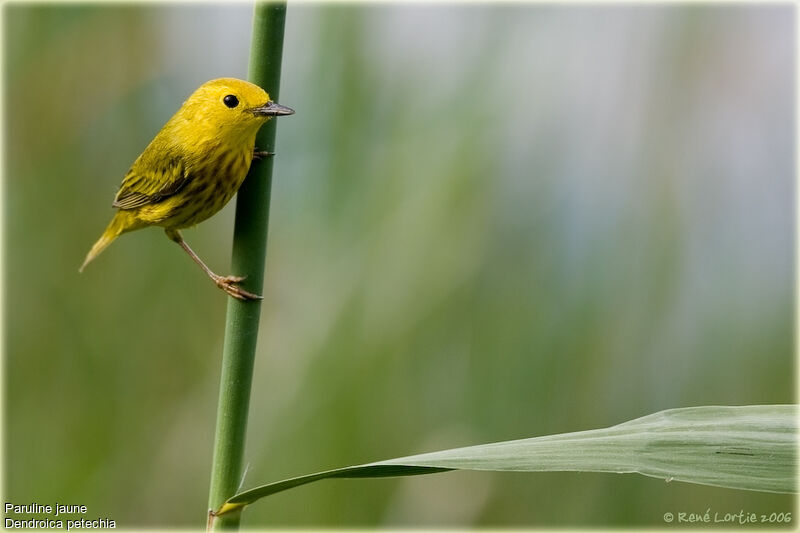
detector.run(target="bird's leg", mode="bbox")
[165,229,262,301]
[252,148,275,160]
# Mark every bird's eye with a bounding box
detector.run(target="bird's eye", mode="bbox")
[223,95,239,108]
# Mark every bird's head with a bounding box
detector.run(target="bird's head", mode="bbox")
[179,78,294,142]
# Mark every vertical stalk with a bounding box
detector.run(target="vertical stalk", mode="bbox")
[207,2,288,529]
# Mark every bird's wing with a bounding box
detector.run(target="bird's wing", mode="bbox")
[112,155,191,210]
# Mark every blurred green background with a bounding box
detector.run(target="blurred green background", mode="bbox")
[4,2,794,528]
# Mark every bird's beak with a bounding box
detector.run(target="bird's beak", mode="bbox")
[250,101,295,117]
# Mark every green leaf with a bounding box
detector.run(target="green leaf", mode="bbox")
[215,405,797,516]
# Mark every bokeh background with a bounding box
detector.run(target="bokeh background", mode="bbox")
[4,2,794,528]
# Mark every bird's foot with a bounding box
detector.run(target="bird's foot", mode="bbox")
[253,149,275,160]
[213,274,263,301]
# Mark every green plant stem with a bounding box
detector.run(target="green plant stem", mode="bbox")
[207,2,288,529]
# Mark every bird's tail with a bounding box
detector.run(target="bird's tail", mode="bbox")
[79,212,135,273]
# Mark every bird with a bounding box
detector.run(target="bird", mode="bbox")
[80,78,294,300]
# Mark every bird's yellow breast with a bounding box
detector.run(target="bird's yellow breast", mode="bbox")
[132,146,252,229]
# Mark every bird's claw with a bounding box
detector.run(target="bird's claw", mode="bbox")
[214,275,263,301]
[253,149,275,160]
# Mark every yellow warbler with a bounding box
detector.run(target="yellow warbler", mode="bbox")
[80,78,294,300]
